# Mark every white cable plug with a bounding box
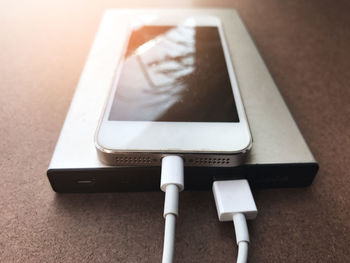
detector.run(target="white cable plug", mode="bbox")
[213,179,258,263]
[160,156,184,263]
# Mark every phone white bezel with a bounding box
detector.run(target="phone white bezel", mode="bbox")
[96,15,252,154]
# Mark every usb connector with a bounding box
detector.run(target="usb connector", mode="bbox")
[213,180,258,263]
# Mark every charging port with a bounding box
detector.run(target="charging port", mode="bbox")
[76,179,95,185]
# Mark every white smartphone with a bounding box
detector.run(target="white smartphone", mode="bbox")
[95,15,252,167]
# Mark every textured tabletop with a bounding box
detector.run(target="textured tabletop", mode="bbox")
[1,1,349,262]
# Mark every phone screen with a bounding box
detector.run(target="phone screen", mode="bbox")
[109,25,239,122]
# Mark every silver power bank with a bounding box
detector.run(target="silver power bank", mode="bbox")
[47,9,318,192]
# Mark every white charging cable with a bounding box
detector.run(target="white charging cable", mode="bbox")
[160,159,256,263]
[213,180,258,263]
[160,156,184,263]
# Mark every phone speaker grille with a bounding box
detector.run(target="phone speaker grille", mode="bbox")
[189,157,231,165]
[112,154,236,167]
[114,156,159,165]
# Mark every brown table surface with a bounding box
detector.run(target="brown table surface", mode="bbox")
[1,1,350,262]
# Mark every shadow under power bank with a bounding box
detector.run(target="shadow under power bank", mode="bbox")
[47,8,318,192]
